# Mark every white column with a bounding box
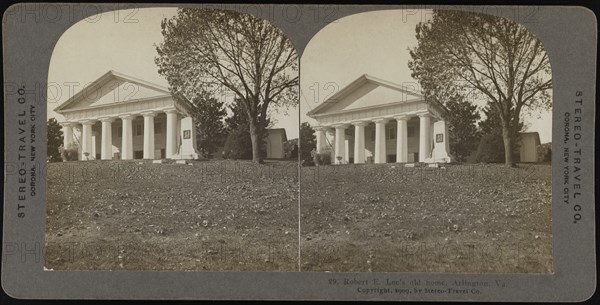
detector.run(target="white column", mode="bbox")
[314,126,327,153]
[100,118,115,160]
[80,120,95,161]
[333,124,347,165]
[120,114,135,160]
[165,109,179,158]
[61,123,74,148]
[374,118,388,163]
[327,129,336,162]
[395,116,408,163]
[352,121,367,164]
[344,137,351,163]
[142,112,156,159]
[419,113,432,162]
[91,132,98,160]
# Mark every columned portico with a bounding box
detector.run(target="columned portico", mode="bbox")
[307,74,452,164]
[120,114,135,160]
[374,118,388,164]
[418,113,432,162]
[54,70,200,162]
[333,124,348,164]
[352,121,368,164]
[395,116,408,163]
[142,111,156,159]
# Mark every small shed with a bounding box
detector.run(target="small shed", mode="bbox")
[518,132,541,162]
[266,128,287,159]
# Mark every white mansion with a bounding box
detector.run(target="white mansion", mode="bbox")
[307,74,452,164]
[54,71,200,161]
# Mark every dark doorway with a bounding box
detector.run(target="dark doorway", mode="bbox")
[387,155,396,163]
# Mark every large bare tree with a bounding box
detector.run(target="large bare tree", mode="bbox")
[409,10,552,166]
[156,8,299,163]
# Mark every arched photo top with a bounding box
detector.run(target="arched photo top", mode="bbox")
[301,8,552,149]
[48,6,300,160]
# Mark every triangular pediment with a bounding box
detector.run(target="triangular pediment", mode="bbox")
[54,71,171,112]
[307,74,424,116]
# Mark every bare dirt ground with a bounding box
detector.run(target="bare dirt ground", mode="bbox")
[300,163,553,273]
[45,160,299,271]
[46,161,552,274]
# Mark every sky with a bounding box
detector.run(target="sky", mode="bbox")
[46,7,299,139]
[299,9,553,144]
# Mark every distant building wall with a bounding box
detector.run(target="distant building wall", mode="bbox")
[518,132,541,162]
[266,129,286,159]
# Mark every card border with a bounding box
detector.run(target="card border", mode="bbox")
[1,3,596,301]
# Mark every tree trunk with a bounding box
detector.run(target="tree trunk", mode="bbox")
[501,122,516,167]
[248,120,263,163]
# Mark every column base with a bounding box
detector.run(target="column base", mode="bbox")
[171,151,201,160]
[423,154,452,163]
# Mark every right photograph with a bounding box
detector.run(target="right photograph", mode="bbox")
[299,9,553,273]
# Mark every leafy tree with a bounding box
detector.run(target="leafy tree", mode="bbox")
[445,99,480,162]
[47,118,63,162]
[184,92,227,158]
[409,10,552,166]
[225,100,272,134]
[156,8,299,163]
[476,105,523,163]
[299,122,316,165]
[537,142,552,163]
[222,101,268,160]
[222,126,254,160]
[284,138,298,159]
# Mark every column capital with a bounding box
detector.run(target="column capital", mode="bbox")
[60,121,76,127]
[394,115,409,121]
[119,114,137,120]
[351,121,369,127]
[373,118,389,124]
[99,117,116,123]
[79,119,97,126]
[141,111,157,117]
[417,111,433,118]
[313,125,328,132]
[331,123,349,129]
[163,108,180,114]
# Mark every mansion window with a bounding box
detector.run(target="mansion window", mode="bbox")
[135,124,143,136]
[387,126,396,140]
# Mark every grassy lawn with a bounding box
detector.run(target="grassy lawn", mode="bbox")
[300,163,553,273]
[45,160,299,271]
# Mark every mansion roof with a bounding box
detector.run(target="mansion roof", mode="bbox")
[306,74,445,125]
[54,70,194,122]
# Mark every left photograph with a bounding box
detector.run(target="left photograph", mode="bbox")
[45,7,300,271]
